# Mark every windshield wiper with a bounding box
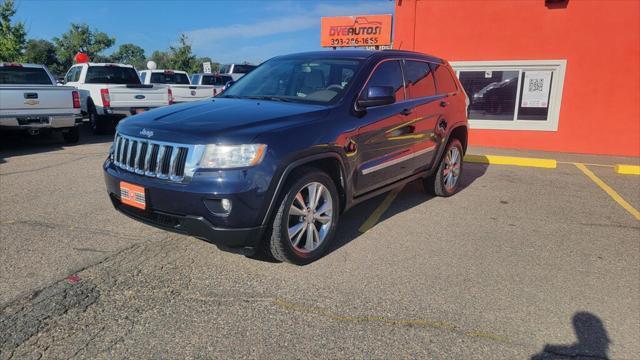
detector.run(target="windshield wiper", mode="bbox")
[245,95,293,103]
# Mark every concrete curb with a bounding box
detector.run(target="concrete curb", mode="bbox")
[464,154,557,169]
[615,164,640,175]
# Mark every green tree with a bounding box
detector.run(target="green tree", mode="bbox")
[149,50,170,69]
[53,23,115,71]
[23,39,62,73]
[167,34,197,73]
[111,43,146,70]
[0,0,27,61]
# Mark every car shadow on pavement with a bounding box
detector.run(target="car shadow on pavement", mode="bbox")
[0,124,113,164]
[530,312,610,360]
[326,162,488,258]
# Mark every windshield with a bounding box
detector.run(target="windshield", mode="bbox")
[202,75,232,86]
[232,64,256,74]
[85,66,141,84]
[150,72,190,84]
[0,66,52,85]
[220,58,362,104]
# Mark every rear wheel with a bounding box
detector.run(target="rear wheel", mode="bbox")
[89,103,108,135]
[268,169,339,265]
[62,127,79,144]
[424,139,463,197]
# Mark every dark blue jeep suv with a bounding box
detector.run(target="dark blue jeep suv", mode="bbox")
[104,50,469,264]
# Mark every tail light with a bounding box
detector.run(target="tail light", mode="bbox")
[100,88,111,107]
[72,90,81,108]
[168,88,174,105]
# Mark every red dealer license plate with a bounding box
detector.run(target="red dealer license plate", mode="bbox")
[120,181,146,210]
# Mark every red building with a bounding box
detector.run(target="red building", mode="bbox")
[394,0,640,157]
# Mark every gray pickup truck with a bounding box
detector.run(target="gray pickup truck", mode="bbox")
[0,63,82,143]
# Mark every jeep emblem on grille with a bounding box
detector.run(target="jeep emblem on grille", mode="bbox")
[139,128,154,138]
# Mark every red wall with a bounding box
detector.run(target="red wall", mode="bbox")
[394,0,640,157]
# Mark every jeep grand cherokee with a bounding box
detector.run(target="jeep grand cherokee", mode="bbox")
[103,50,469,264]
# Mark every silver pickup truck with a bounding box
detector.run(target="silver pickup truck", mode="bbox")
[139,69,214,103]
[0,63,82,143]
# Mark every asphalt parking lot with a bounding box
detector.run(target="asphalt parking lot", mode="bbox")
[1,126,639,359]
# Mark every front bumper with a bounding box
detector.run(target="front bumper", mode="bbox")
[103,159,273,251]
[0,113,82,129]
[109,194,264,251]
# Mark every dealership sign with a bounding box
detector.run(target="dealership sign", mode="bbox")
[321,14,392,47]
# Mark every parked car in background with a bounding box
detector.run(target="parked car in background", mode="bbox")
[0,63,82,143]
[219,63,257,81]
[103,50,469,265]
[190,73,233,96]
[139,69,215,103]
[62,63,171,134]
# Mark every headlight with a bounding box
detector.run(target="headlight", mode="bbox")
[199,144,267,169]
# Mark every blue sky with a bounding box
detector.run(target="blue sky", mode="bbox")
[13,0,395,64]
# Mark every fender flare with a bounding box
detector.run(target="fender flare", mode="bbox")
[260,152,348,226]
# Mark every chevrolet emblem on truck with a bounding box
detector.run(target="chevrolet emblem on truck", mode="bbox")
[139,128,154,138]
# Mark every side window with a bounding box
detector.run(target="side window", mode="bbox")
[404,60,436,99]
[364,60,404,102]
[139,72,146,83]
[432,64,457,94]
[65,67,80,83]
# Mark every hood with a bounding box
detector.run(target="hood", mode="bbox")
[116,98,330,144]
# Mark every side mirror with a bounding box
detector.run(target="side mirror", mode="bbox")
[357,86,395,108]
[223,80,235,91]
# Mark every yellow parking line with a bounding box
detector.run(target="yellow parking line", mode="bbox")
[615,164,640,175]
[575,163,640,221]
[359,185,404,233]
[465,154,556,169]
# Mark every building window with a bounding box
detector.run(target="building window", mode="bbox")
[451,60,566,131]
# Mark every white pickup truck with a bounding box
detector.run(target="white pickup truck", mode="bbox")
[62,63,170,134]
[190,73,234,96]
[0,63,82,143]
[138,69,214,103]
[219,63,257,81]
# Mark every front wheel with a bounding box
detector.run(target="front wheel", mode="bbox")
[268,169,340,265]
[424,139,464,197]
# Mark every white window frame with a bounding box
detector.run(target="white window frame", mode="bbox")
[450,60,567,131]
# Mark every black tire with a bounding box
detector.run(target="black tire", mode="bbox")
[268,168,340,265]
[88,102,108,135]
[62,127,79,144]
[424,139,464,197]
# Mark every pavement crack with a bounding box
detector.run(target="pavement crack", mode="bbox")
[272,298,511,344]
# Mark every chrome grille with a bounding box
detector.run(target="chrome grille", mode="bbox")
[112,132,197,182]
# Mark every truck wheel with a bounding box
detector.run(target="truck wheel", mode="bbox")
[268,168,340,265]
[89,104,108,135]
[424,139,464,197]
[62,127,79,144]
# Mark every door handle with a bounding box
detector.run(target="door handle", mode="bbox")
[440,101,449,108]
[400,108,413,116]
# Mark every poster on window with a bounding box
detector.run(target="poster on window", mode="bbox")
[521,71,552,108]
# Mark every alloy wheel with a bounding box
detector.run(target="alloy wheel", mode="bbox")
[442,146,461,191]
[287,182,333,253]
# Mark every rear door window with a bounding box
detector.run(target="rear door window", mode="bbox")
[432,64,458,94]
[0,66,52,85]
[404,60,436,99]
[363,60,405,102]
[85,66,141,84]
[149,72,190,84]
